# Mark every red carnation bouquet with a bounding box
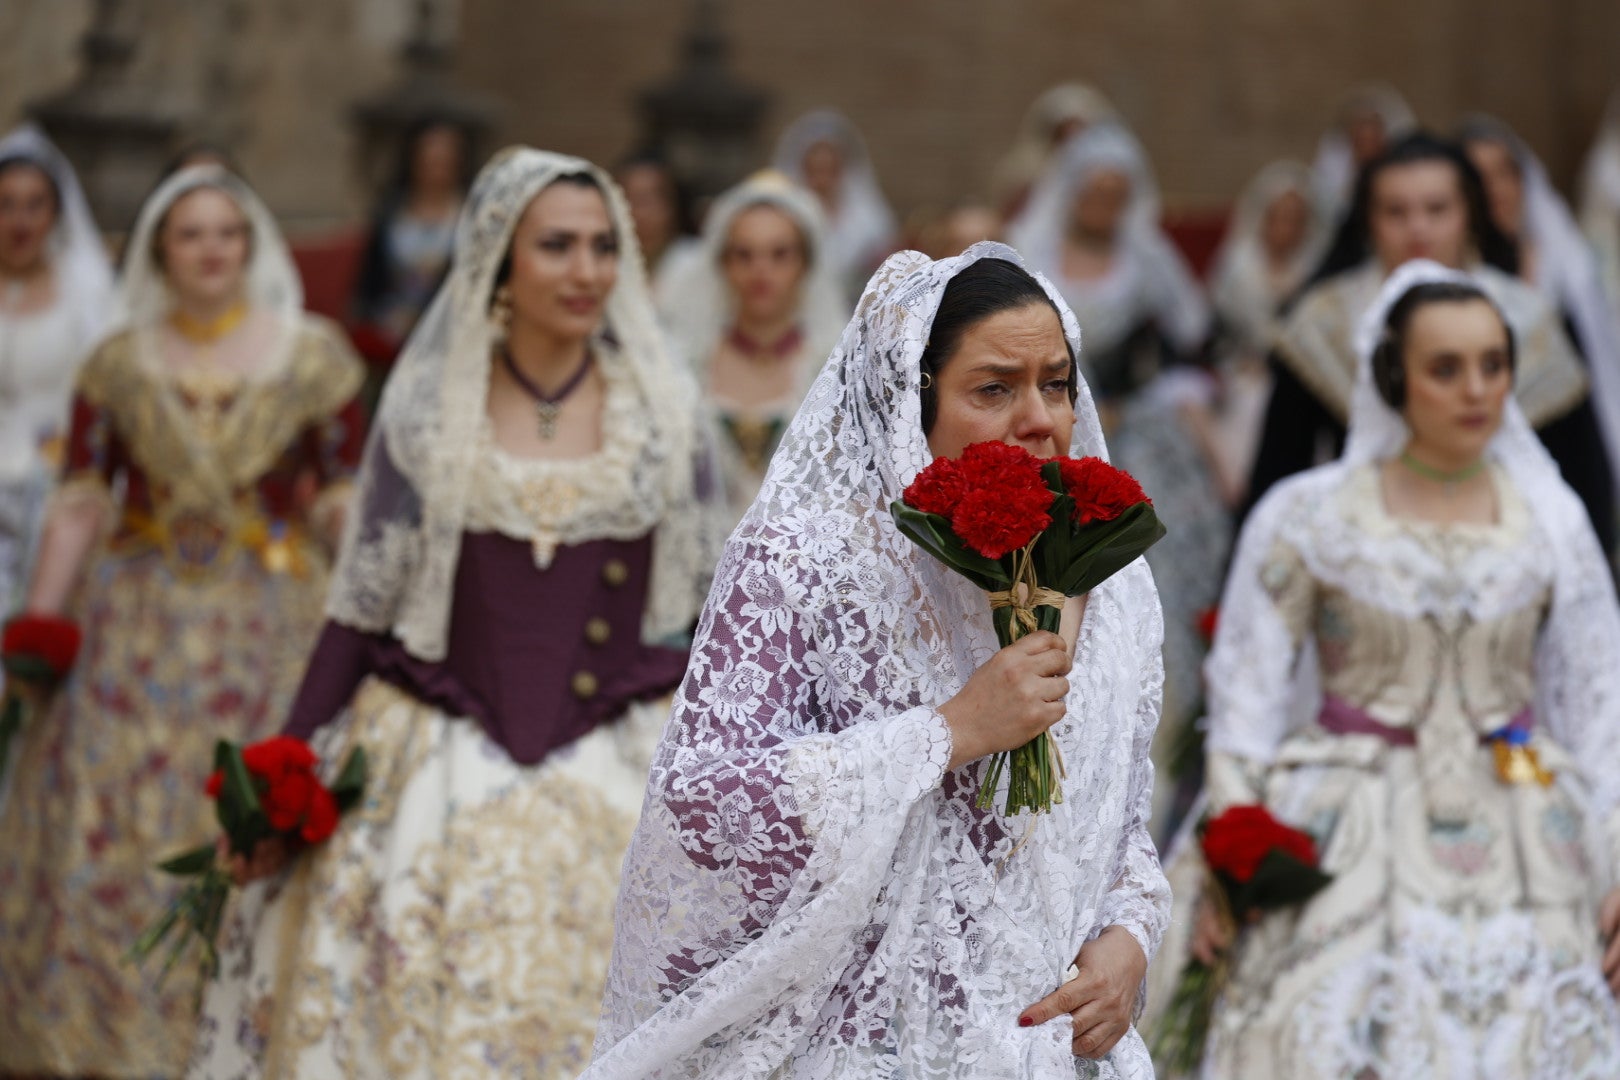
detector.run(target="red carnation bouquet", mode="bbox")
[131,735,365,984]
[1151,804,1332,1073]
[892,441,1165,814]
[0,614,83,780]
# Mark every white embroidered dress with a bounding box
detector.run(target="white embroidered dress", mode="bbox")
[584,242,1170,1079]
[1166,262,1620,1079]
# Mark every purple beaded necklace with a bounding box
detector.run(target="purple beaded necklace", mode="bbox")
[500,346,594,439]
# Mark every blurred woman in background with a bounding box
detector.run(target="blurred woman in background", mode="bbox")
[0,164,364,1078]
[1207,161,1328,506]
[665,171,846,527]
[1311,82,1416,226]
[614,151,701,324]
[772,109,898,298]
[991,81,1120,221]
[0,124,113,614]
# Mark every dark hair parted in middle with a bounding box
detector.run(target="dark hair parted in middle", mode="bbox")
[1309,132,1518,288]
[1371,280,1516,411]
[918,257,1078,434]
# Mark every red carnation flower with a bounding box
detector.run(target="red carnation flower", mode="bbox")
[903,456,967,516]
[205,771,222,798]
[2,614,83,678]
[299,784,340,844]
[1056,457,1150,526]
[242,736,318,783]
[951,485,1054,560]
[263,770,317,833]
[955,440,1047,490]
[1201,805,1319,884]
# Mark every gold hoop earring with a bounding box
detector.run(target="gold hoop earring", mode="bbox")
[490,285,513,336]
[919,371,934,390]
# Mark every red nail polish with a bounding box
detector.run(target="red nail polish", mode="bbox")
[1018,1015,1034,1028]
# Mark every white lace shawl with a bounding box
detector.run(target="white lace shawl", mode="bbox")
[1206,259,1620,877]
[0,123,114,347]
[662,170,849,393]
[771,110,899,290]
[1007,126,1210,357]
[1209,160,1328,361]
[325,147,714,660]
[585,242,1169,1079]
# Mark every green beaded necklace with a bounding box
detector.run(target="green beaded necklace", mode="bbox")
[1398,451,1486,495]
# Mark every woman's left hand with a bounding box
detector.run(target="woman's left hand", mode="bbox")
[1599,887,1620,997]
[1018,924,1147,1059]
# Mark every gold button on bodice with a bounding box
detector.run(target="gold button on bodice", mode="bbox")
[602,558,629,587]
[585,616,612,646]
[571,670,599,699]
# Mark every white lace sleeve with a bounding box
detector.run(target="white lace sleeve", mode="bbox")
[1531,484,1620,884]
[1094,618,1172,966]
[1203,477,1320,798]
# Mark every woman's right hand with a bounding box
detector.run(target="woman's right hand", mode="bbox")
[1190,893,1235,966]
[217,834,292,886]
[940,630,1071,771]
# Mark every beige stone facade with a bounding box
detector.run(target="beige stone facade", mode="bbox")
[4,0,1617,230]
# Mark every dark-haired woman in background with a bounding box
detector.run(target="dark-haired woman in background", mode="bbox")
[1461,115,1620,542]
[1153,262,1620,1077]
[614,152,701,326]
[0,125,113,613]
[586,245,1169,1077]
[1246,132,1613,554]
[189,148,717,1080]
[349,120,470,387]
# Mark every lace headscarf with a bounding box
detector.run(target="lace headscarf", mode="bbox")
[326,147,711,660]
[587,242,1169,1079]
[1208,260,1620,858]
[1007,125,1210,356]
[0,123,114,344]
[662,170,848,385]
[1311,83,1417,221]
[1209,160,1328,359]
[771,110,898,290]
[991,82,1121,212]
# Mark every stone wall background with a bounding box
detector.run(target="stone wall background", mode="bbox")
[4,0,1616,232]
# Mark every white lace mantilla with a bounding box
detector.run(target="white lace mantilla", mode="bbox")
[584,243,1169,1079]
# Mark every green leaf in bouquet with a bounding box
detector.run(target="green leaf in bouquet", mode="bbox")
[157,843,217,877]
[213,740,266,851]
[888,502,1011,591]
[0,694,22,782]
[2,654,58,683]
[1044,502,1168,597]
[330,745,368,813]
[1227,848,1333,914]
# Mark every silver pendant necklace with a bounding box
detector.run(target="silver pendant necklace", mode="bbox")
[501,346,594,439]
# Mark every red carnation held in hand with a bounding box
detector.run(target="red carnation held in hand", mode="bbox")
[1,614,83,677]
[902,456,967,517]
[948,442,1054,559]
[1056,456,1151,526]
[1201,804,1319,884]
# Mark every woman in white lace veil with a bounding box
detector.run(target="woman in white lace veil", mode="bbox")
[0,123,114,611]
[189,147,718,1080]
[1461,113,1620,509]
[1,165,364,1077]
[1146,260,1620,1077]
[772,109,898,297]
[586,242,1170,1079]
[663,169,848,527]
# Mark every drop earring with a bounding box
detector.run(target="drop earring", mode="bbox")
[490,285,513,337]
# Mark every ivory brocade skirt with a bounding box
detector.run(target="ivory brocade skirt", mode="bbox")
[187,676,664,1080]
[0,543,327,1077]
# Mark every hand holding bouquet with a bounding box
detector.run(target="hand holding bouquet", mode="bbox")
[0,614,82,779]
[131,735,365,984]
[891,441,1165,814]
[1151,805,1332,1074]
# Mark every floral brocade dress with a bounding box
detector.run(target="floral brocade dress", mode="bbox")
[1195,463,1620,1078]
[0,319,364,1077]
